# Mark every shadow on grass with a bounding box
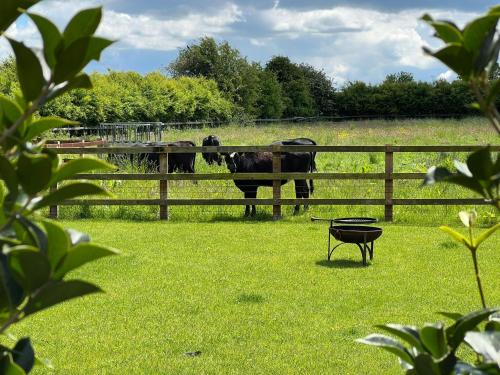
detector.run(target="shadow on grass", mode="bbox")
[315,259,369,269]
[209,212,274,223]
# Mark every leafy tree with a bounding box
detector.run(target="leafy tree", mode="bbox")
[266,56,315,117]
[256,69,284,118]
[0,4,118,373]
[298,64,336,115]
[168,37,257,113]
[383,71,415,84]
[0,56,17,96]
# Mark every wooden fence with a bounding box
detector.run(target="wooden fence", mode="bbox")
[50,145,500,221]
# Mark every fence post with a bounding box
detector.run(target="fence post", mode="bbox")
[159,151,169,220]
[384,144,394,222]
[272,146,282,220]
[49,184,58,219]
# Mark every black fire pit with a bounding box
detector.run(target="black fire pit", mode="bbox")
[311,217,383,266]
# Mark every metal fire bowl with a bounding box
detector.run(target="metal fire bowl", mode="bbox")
[332,217,377,224]
[329,225,383,244]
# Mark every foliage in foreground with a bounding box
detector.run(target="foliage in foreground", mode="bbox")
[359,6,500,375]
[0,3,117,373]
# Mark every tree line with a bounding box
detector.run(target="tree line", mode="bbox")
[1,36,495,125]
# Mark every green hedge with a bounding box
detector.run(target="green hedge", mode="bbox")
[39,71,234,125]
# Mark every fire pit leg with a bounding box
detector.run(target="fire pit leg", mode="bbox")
[328,242,346,261]
[368,241,374,260]
[328,231,331,260]
[356,243,367,266]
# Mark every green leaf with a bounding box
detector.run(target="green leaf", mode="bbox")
[24,280,102,316]
[53,37,112,84]
[0,352,25,375]
[17,152,52,195]
[489,5,500,14]
[7,245,51,293]
[82,37,113,66]
[439,226,472,249]
[376,324,423,351]
[53,37,91,84]
[0,0,41,34]
[51,157,115,185]
[63,7,102,45]
[475,26,497,75]
[420,323,448,358]
[447,308,499,350]
[413,353,441,375]
[467,148,494,181]
[48,73,93,100]
[27,13,62,68]
[463,15,498,54]
[41,220,70,269]
[421,15,462,43]
[454,160,473,177]
[464,332,500,364]
[7,38,45,102]
[33,183,109,210]
[0,154,19,195]
[423,166,452,186]
[16,216,48,255]
[423,44,474,79]
[474,223,500,248]
[447,174,486,197]
[0,95,23,125]
[12,337,34,373]
[25,117,77,140]
[54,243,118,279]
[0,252,24,312]
[486,79,500,106]
[356,334,414,365]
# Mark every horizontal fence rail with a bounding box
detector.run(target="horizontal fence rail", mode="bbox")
[48,144,500,221]
[51,145,500,154]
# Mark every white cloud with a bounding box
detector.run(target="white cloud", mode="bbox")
[437,69,457,81]
[99,4,243,50]
[1,1,244,55]
[260,5,478,82]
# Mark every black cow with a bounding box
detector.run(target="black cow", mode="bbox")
[223,151,313,217]
[271,137,317,194]
[141,141,196,173]
[202,135,222,165]
[109,141,196,173]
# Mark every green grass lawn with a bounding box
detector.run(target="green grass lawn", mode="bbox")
[15,220,500,374]
[55,117,499,225]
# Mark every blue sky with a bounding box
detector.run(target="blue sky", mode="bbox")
[1,0,497,85]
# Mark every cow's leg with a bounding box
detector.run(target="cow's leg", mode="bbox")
[248,190,257,217]
[294,180,308,214]
[244,191,251,217]
[303,180,310,211]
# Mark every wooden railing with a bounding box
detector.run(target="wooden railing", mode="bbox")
[50,144,500,221]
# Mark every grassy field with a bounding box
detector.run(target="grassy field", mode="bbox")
[13,220,499,374]
[56,117,498,225]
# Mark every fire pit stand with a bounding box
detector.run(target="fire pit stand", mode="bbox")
[311,217,383,266]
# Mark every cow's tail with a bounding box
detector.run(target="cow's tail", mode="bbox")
[309,154,315,195]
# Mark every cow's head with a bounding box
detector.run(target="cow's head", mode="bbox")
[223,152,240,173]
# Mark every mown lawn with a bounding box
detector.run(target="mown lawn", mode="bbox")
[15,220,500,374]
